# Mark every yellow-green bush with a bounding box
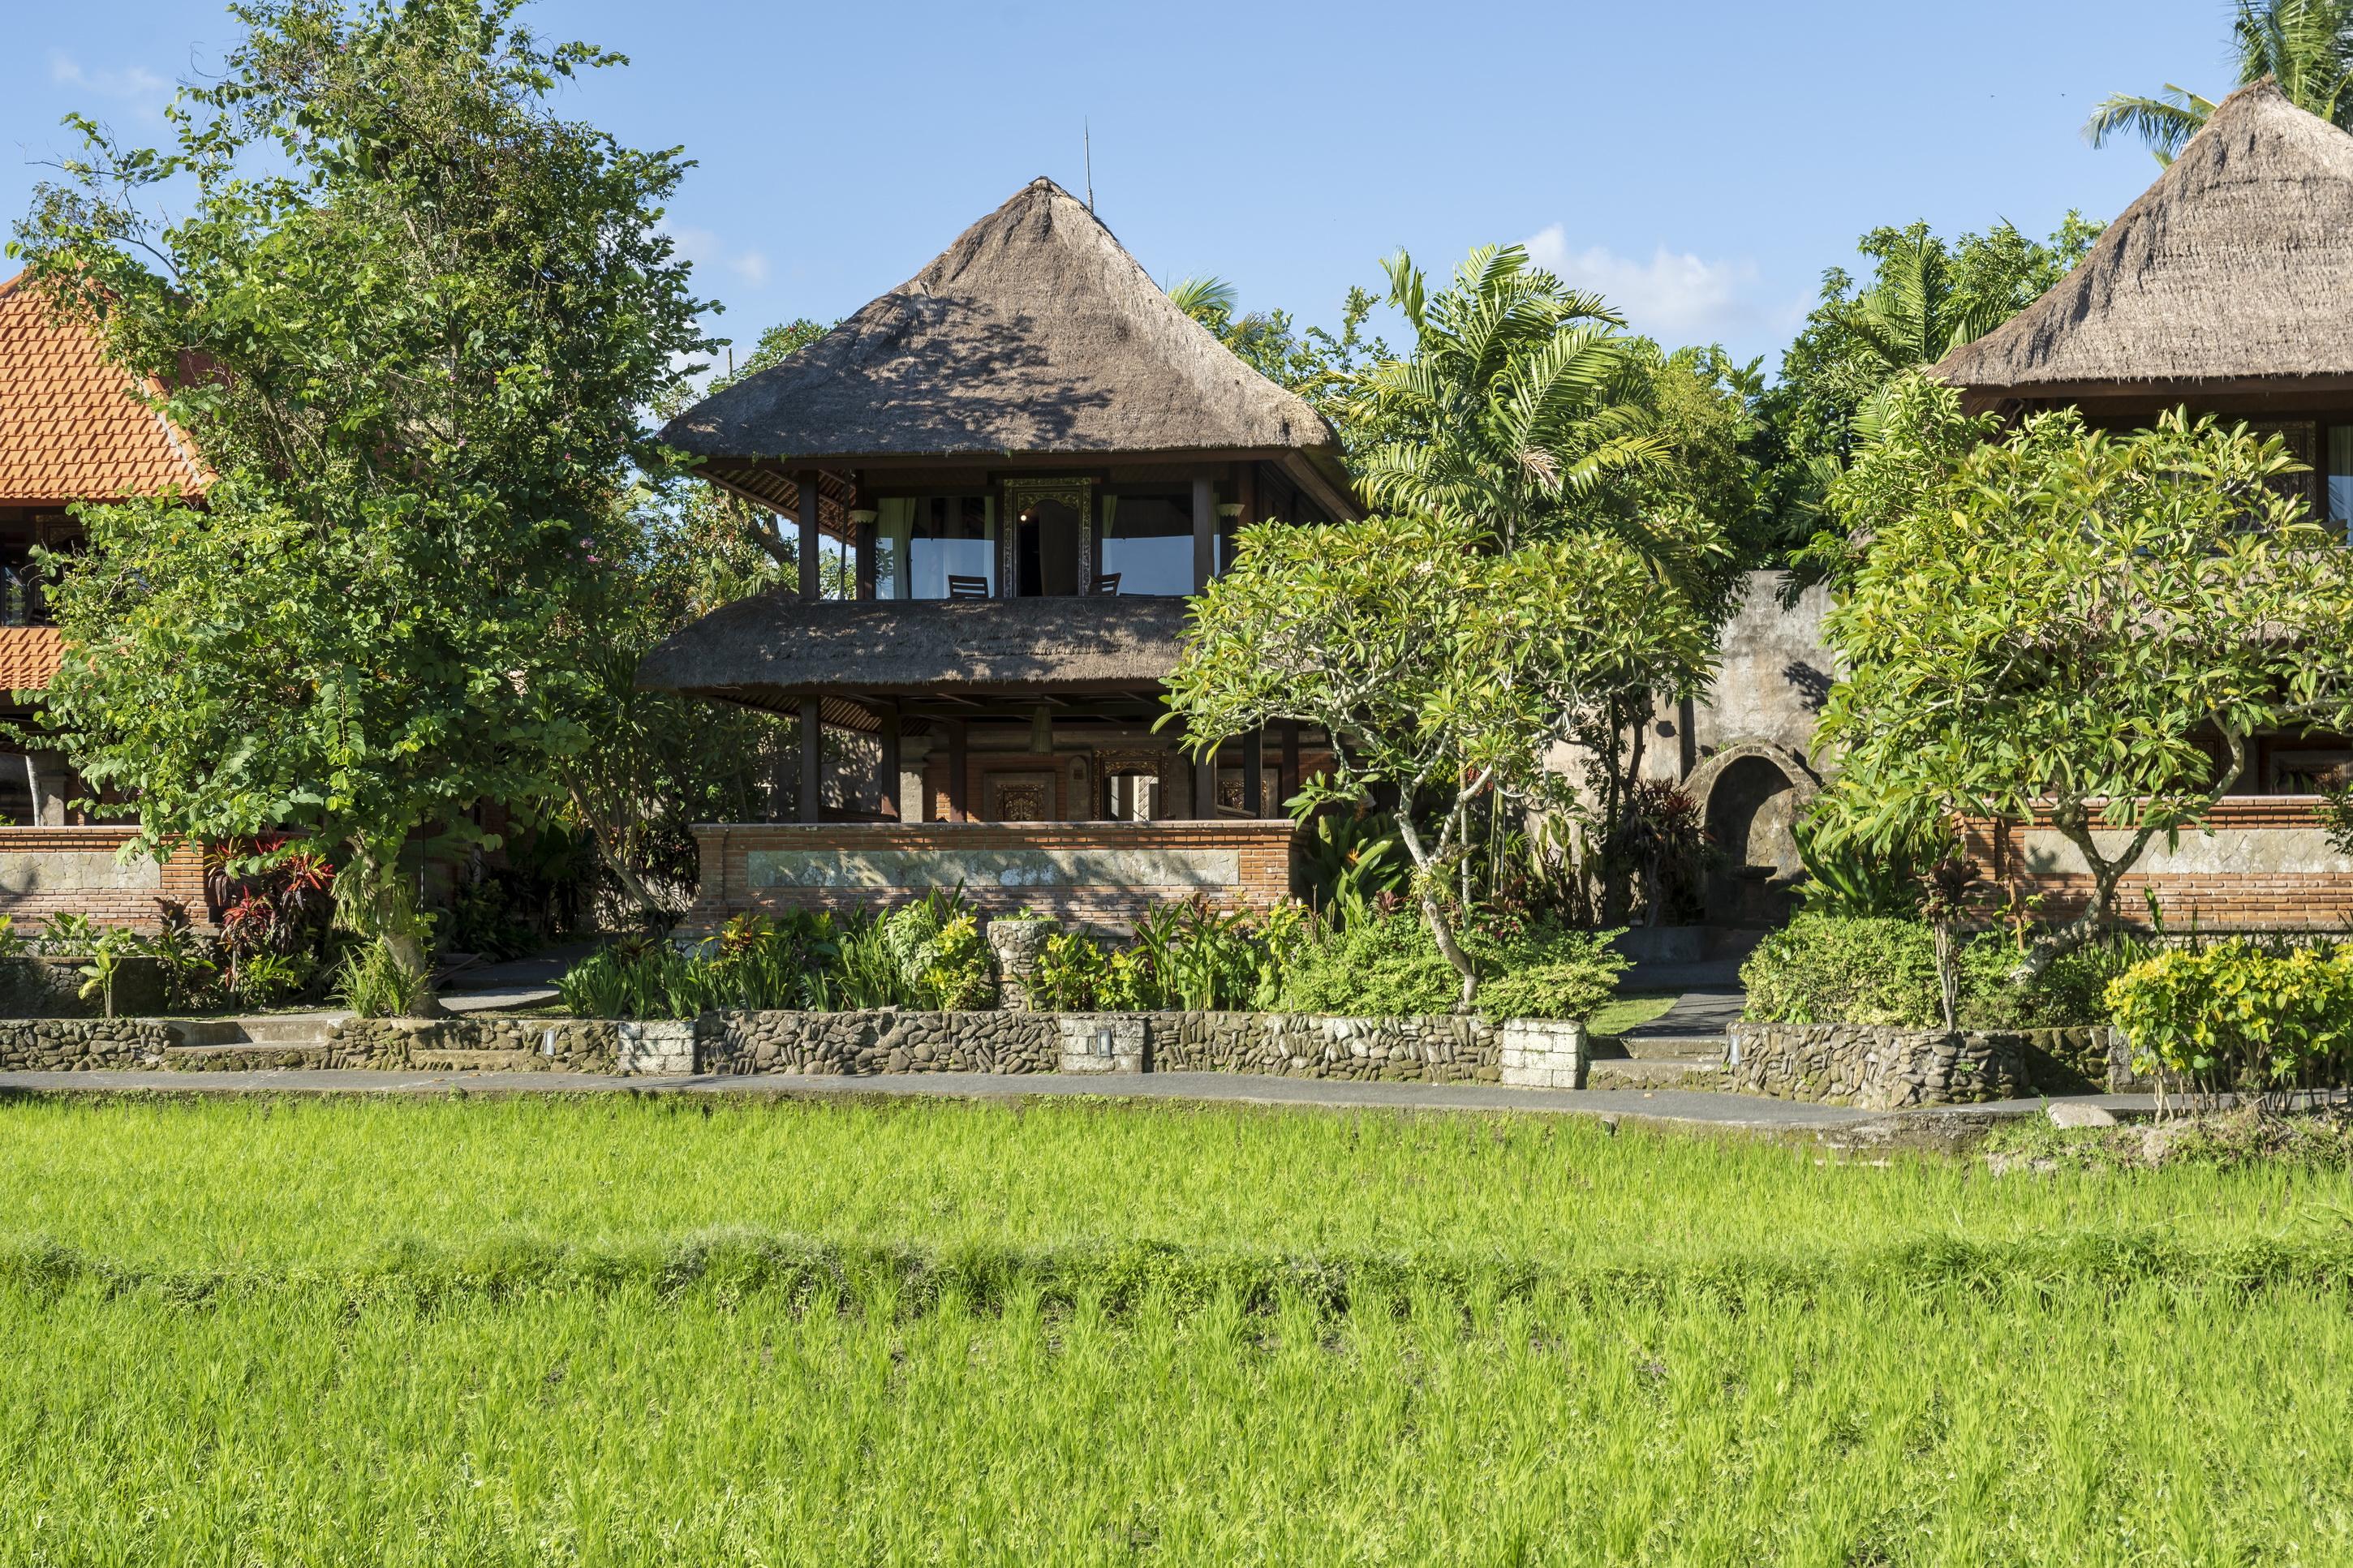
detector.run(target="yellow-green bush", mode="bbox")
[2106,941,2353,1096]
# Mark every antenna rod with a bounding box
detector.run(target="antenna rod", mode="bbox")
[1085,120,1095,213]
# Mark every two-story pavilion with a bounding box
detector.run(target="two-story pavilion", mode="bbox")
[640,178,1358,928]
[1934,77,2353,927]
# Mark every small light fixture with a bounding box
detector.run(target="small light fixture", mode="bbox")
[849,508,877,527]
[1215,503,1242,520]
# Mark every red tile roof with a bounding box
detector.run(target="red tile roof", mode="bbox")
[0,270,206,505]
[0,626,65,692]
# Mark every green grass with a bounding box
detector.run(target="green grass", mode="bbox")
[1588,989,1680,1041]
[6,1096,2353,1562]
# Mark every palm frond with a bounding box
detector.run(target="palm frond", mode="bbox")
[1164,274,1238,320]
[2082,87,2211,157]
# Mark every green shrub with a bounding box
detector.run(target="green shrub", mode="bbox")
[1475,926,1628,1021]
[333,938,433,1018]
[2106,941,2353,1100]
[1032,929,1111,1011]
[1740,915,1942,1026]
[1277,913,1460,1016]
[879,893,993,1010]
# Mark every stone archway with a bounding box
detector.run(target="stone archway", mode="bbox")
[1685,741,1819,926]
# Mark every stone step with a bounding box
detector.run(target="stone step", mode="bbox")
[163,1042,329,1071]
[1617,1033,1727,1063]
[1585,1058,1727,1090]
[233,1013,348,1044]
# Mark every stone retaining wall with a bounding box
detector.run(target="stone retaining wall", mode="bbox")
[1150,1012,1501,1082]
[698,1009,1065,1076]
[331,1016,622,1071]
[1726,1021,2032,1109]
[0,1017,174,1070]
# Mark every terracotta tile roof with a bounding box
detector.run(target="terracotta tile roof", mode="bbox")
[0,626,65,692]
[0,270,206,505]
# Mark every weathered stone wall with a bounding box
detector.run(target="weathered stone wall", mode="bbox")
[0,955,169,1019]
[0,1016,173,1070]
[329,1016,622,1072]
[1727,1021,2030,1109]
[1150,1012,1500,1082]
[698,1010,1064,1076]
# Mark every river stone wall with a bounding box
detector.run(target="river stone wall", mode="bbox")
[0,1016,174,1070]
[329,1016,622,1071]
[698,1010,1064,1076]
[1726,1022,2031,1109]
[1150,1012,1500,1082]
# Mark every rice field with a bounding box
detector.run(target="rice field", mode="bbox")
[5,1095,2353,1563]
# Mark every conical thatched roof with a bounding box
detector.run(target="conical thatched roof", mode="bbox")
[661,178,1353,507]
[1934,79,2353,396]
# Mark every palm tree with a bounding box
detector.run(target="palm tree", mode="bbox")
[1352,244,1664,553]
[1838,230,2012,375]
[2086,0,2353,161]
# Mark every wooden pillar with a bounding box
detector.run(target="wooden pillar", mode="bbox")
[1237,463,1256,533]
[797,471,820,601]
[798,698,823,823]
[854,500,877,601]
[1280,720,1301,808]
[877,701,901,821]
[1190,729,1218,822]
[1190,475,1215,593]
[1241,727,1267,818]
[945,720,969,823]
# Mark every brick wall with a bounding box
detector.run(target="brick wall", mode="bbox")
[1967,798,2353,930]
[0,826,209,930]
[683,820,1301,934]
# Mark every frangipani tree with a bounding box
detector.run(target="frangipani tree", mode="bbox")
[1165,514,1713,1006]
[1816,379,2353,977]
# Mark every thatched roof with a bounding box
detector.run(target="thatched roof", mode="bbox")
[636,594,1189,705]
[1936,79,2353,397]
[660,178,1357,515]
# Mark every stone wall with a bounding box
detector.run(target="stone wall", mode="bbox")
[330,1016,622,1071]
[698,1009,1064,1076]
[1727,1021,2031,1109]
[0,954,169,1018]
[1965,797,2353,932]
[0,827,211,930]
[0,1016,174,1070]
[1151,1012,1501,1082]
[681,820,1300,935]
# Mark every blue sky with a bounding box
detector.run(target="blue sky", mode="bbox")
[2,1,2246,371]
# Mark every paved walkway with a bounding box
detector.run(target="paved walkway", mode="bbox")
[1623,986,1744,1043]
[0,1066,2088,1145]
[436,942,596,1013]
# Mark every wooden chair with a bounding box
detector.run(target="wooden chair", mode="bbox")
[946,574,991,600]
[1090,572,1122,596]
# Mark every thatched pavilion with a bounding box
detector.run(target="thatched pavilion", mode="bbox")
[1934,78,2353,926]
[640,178,1357,926]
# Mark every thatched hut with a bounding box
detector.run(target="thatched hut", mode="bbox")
[641,178,1358,926]
[1932,78,2353,928]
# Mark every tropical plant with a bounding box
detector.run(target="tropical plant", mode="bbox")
[2086,1,2353,162]
[876,892,994,1011]
[1294,802,1409,929]
[1350,245,1664,553]
[1792,815,1930,918]
[76,927,138,1020]
[1815,380,2353,978]
[2106,941,2353,1109]
[11,0,710,1015]
[1168,513,1711,1006]
[0,916,24,961]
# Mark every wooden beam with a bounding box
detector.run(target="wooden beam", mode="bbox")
[1191,475,1215,593]
[798,698,823,823]
[1242,727,1267,818]
[796,470,820,601]
[877,700,901,821]
[945,719,969,823]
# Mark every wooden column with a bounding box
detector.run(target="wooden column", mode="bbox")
[797,471,820,601]
[798,698,823,823]
[945,720,970,823]
[1237,463,1256,533]
[1241,727,1267,818]
[854,501,877,601]
[1190,475,1215,593]
[1190,728,1218,822]
[877,701,901,821]
[1280,720,1301,808]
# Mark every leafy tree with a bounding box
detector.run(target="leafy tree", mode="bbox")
[1165,513,1712,1006]
[2086,0,2353,162]
[1165,273,1387,430]
[1813,377,2353,978]
[663,317,833,579]
[11,0,709,1008]
[1762,217,2099,569]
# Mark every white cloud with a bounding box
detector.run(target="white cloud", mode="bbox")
[1524,224,1792,345]
[668,225,771,289]
[47,50,170,109]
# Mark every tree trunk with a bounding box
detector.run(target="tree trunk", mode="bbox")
[1392,810,1479,1009]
